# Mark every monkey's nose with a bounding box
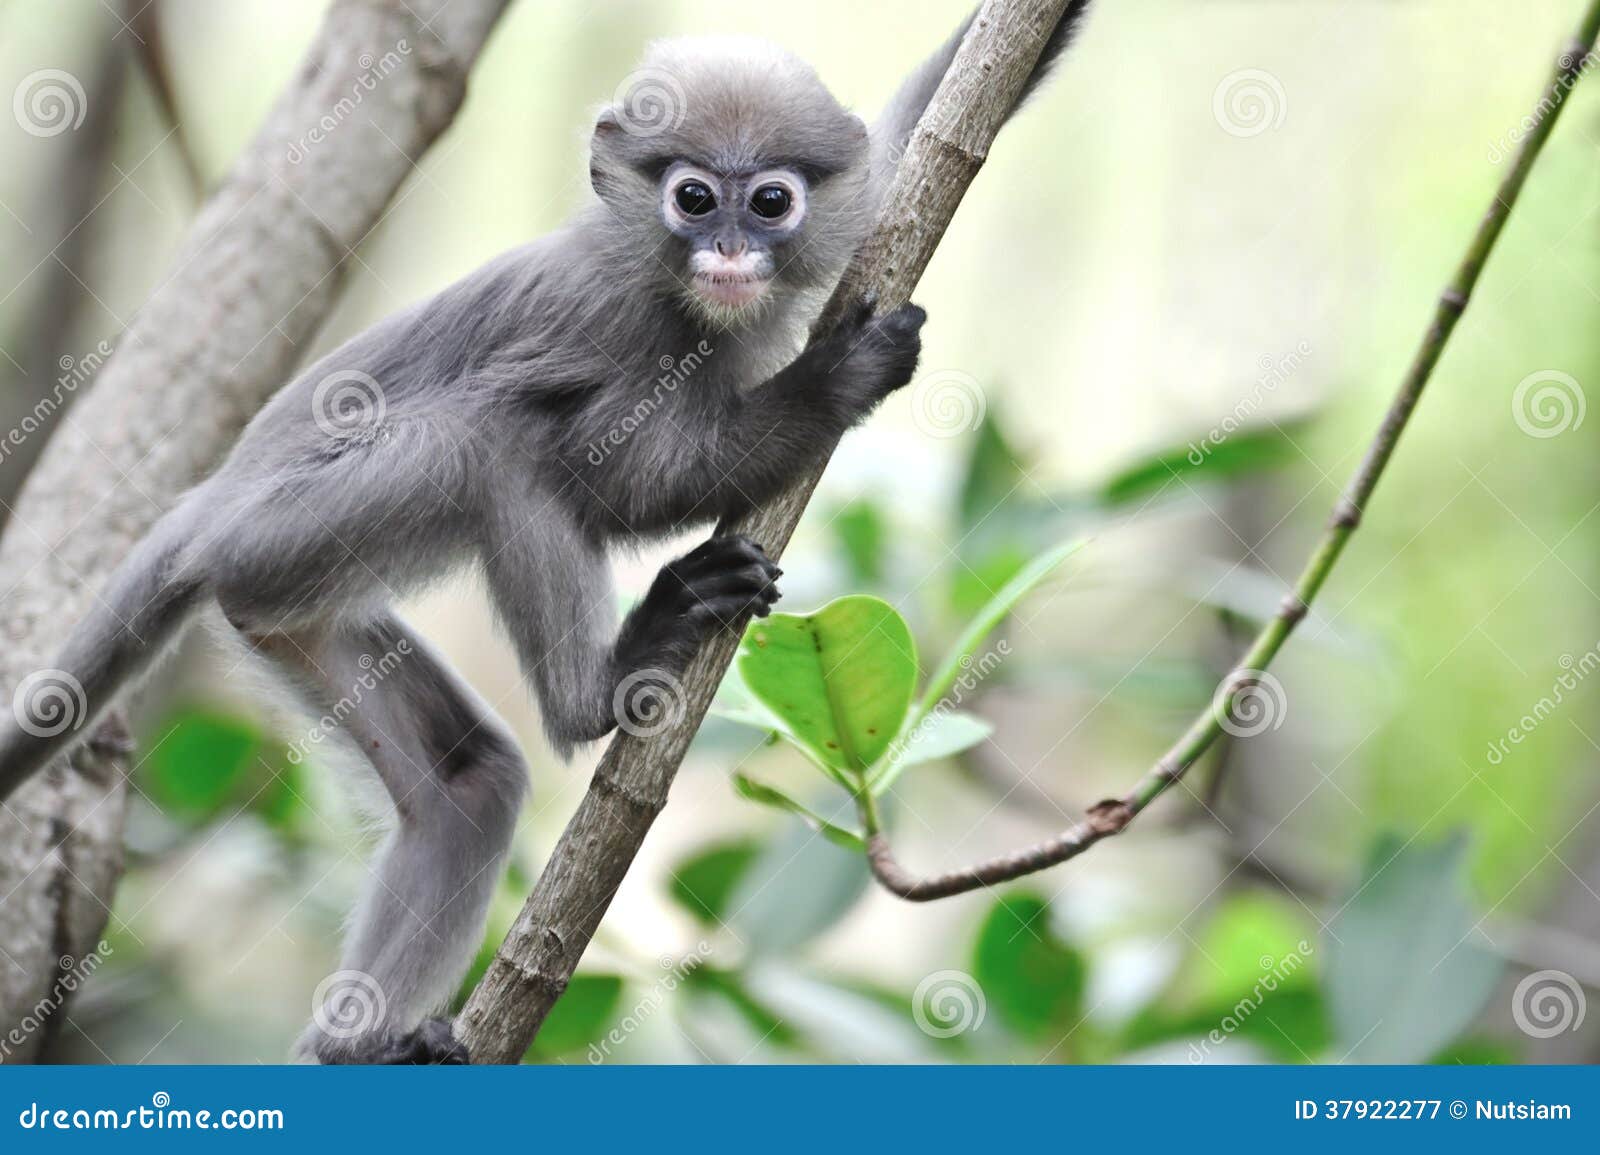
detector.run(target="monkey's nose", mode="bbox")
[714,234,747,258]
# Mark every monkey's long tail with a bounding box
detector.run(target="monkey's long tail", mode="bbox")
[872,0,1094,183]
[0,501,208,804]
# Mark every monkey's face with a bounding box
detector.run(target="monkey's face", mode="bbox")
[659,163,807,318]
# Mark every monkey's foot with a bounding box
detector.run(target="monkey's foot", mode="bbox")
[668,533,783,632]
[317,1018,469,1065]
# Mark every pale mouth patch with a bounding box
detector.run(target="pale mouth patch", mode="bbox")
[691,272,769,309]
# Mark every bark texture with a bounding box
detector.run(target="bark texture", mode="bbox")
[456,0,1073,1064]
[0,0,509,1061]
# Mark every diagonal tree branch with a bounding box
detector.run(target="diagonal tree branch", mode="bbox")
[862,0,1600,899]
[457,0,1076,1065]
[0,0,511,1060]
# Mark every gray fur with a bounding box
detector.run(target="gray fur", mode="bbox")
[0,5,1091,1063]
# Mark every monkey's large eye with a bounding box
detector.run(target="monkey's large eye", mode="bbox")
[749,184,793,220]
[674,181,716,217]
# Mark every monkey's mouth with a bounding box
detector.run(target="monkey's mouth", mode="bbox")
[691,272,769,309]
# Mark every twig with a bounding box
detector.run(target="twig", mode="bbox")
[456,0,1077,1063]
[862,0,1600,900]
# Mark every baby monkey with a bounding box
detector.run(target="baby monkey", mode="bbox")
[0,3,1091,1061]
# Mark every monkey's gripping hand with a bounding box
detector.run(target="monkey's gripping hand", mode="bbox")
[803,299,928,424]
[613,535,782,685]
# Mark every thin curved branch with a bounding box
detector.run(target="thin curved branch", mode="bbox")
[862,0,1600,901]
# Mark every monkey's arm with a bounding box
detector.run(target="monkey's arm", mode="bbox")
[687,301,927,519]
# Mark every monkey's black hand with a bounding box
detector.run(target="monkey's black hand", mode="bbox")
[811,298,927,414]
[617,534,782,673]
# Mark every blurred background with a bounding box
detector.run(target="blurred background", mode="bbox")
[2,0,1598,1064]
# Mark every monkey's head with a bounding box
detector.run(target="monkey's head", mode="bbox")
[589,37,872,325]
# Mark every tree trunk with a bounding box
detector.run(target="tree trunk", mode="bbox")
[0,0,510,1062]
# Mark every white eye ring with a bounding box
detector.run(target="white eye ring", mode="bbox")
[745,171,805,228]
[663,166,721,226]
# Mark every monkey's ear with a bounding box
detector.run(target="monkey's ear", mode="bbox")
[592,105,623,137]
[589,106,625,199]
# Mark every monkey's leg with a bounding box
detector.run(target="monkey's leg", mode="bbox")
[480,504,779,753]
[249,616,526,1064]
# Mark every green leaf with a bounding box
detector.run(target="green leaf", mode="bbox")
[731,773,866,850]
[830,498,888,585]
[920,538,1086,717]
[1096,421,1311,507]
[738,595,917,777]
[971,893,1087,1039]
[867,709,992,795]
[958,407,1030,530]
[525,974,624,1060]
[143,708,262,820]
[1121,891,1327,1063]
[728,818,870,956]
[668,840,762,926]
[1325,832,1503,1063]
[947,545,1029,621]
